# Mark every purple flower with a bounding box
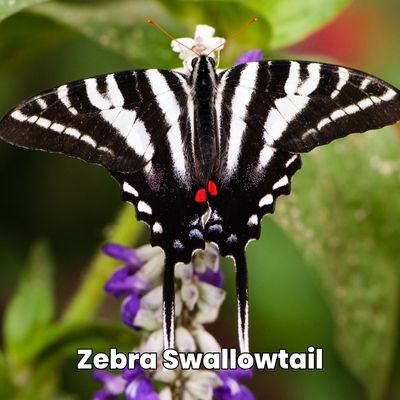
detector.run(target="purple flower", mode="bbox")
[103,243,147,297]
[123,367,159,400]
[214,368,255,400]
[195,265,223,287]
[103,243,143,266]
[105,265,149,298]
[92,370,125,400]
[125,377,159,400]
[121,292,141,329]
[235,49,263,65]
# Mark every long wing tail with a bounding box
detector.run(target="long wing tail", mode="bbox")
[163,252,176,350]
[235,250,249,353]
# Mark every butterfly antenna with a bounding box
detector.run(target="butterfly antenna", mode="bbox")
[207,16,258,56]
[235,250,249,353]
[162,251,176,349]
[147,18,200,56]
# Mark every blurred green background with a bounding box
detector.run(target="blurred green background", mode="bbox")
[0,0,399,399]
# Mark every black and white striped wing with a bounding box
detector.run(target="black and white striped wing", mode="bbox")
[209,60,400,254]
[0,69,190,173]
[0,68,206,351]
[207,61,400,352]
[229,60,400,154]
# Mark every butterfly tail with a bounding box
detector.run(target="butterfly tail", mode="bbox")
[163,252,176,350]
[235,250,249,353]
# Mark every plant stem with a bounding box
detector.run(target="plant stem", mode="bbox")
[62,204,143,323]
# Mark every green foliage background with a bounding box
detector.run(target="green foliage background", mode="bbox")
[0,0,399,399]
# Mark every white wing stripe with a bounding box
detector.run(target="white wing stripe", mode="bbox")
[297,63,321,96]
[106,74,124,107]
[259,144,275,167]
[123,182,139,197]
[272,175,289,190]
[57,85,78,115]
[331,67,349,99]
[146,70,186,177]
[259,194,274,207]
[86,78,111,110]
[226,62,259,174]
[284,61,300,95]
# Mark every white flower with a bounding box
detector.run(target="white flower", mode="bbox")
[159,386,173,400]
[182,370,221,400]
[195,281,225,324]
[176,326,197,352]
[192,328,221,353]
[171,24,225,73]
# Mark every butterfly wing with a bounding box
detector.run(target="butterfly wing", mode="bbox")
[0,70,187,173]
[208,60,400,352]
[0,68,206,349]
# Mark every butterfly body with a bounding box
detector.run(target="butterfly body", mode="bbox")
[1,54,400,352]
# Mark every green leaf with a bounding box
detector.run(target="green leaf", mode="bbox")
[24,322,136,363]
[33,0,185,68]
[0,352,16,398]
[0,12,77,77]
[247,0,350,49]
[4,241,55,356]
[277,127,399,399]
[0,0,49,22]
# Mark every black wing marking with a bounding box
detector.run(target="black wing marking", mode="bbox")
[210,60,400,352]
[0,69,187,173]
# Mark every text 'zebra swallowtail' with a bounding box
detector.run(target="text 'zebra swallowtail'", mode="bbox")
[0,24,399,353]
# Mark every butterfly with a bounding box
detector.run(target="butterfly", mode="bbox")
[0,45,399,353]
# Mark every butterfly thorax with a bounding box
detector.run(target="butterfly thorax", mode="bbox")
[190,56,219,184]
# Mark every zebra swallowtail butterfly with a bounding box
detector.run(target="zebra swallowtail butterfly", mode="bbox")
[0,31,399,353]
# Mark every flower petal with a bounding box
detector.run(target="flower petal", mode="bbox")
[195,267,223,288]
[171,38,195,53]
[159,386,173,400]
[198,281,226,307]
[125,377,159,400]
[194,24,215,40]
[102,243,143,266]
[184,370,220,400]
[235,49,263,65]
[135,253,164,286]
[176,326,196,352]
[192,328,221,353]
[92,371,126,398]
[121,293,141,329]
[134,307,162,331]
[181,282,199,311]
[140,329,164,355]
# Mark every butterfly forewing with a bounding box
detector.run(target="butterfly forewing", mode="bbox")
[233,61,400,153]
[0,69,190,173]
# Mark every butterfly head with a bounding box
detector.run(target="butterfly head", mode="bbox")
[190,56,216,72]
[189,56,218,89]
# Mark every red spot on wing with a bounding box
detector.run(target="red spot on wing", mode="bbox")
[195,188,207,203]
[207,180,218,196]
